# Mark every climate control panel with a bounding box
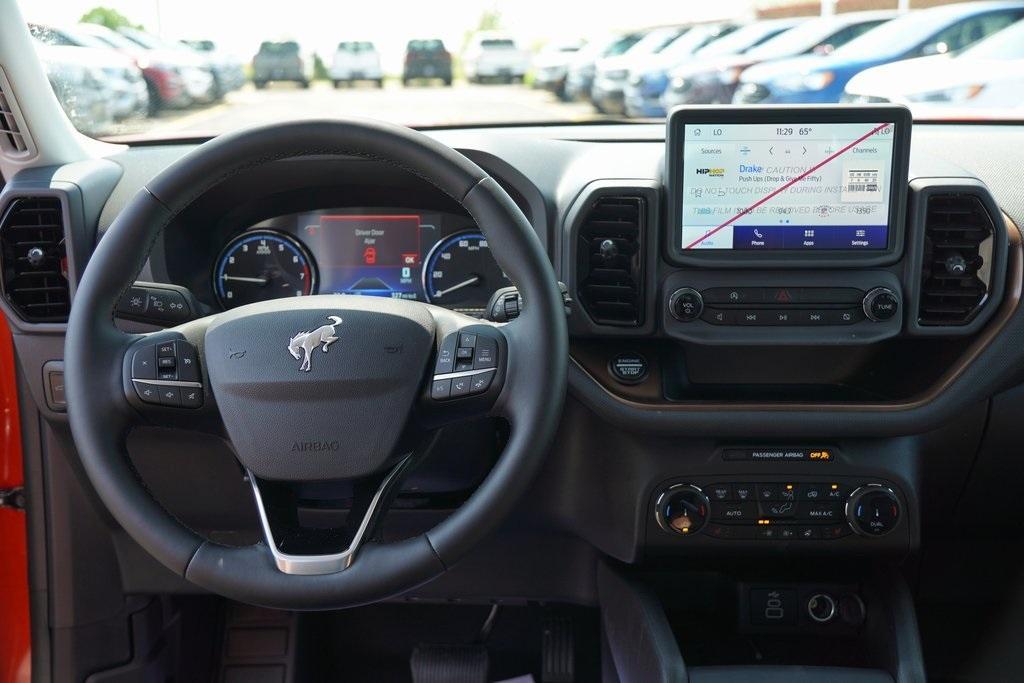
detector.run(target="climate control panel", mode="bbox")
[653,477,904,544]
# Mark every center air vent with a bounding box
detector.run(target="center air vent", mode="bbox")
[0,197,70,322]
[918,193,994,326]
[577,195,645,326]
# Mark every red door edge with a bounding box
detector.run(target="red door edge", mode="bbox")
[0,313,30,683]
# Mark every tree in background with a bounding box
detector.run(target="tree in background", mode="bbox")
[312,53,329,81]
[79,7,143,31]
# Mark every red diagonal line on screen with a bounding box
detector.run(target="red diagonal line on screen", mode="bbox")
[683,122,891,250]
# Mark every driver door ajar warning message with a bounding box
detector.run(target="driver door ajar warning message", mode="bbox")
[304,214,422,298]
[680,122,894,250]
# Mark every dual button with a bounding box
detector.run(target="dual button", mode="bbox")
[131,339,203,409]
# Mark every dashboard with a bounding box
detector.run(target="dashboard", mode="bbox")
[211,208,509,317]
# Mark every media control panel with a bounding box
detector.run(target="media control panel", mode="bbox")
[660,270,903,345]
[652,476,905,546]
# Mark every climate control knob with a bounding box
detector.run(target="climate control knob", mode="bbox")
[656,484,709,536]
[846,485,901,537]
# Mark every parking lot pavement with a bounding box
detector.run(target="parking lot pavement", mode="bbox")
[118,81,602,137]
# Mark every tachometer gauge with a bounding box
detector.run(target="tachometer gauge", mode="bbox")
[214,230,316,309]
[423,231,510,315]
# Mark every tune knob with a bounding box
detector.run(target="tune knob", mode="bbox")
[656,484,709,536]
[846,484,901,537]
[862,287,899,322]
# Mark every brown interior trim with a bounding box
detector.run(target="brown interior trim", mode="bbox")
[570,213,1022,413]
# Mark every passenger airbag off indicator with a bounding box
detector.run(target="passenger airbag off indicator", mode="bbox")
[722,447,834,462]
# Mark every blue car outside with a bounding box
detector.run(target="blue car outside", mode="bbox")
[735,1,1024,105]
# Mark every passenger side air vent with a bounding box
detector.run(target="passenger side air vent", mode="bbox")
[918,193,994,326]
[0,197,70,322]
[577,195,645,326]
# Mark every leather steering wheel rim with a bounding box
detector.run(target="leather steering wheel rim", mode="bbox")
[64,119,568,609]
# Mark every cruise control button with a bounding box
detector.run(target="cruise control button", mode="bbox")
[157,385,181,407]
[710,502,757,523]
[134,382,160,404]
[176,343,201,382]
[132,345,157,380]
[180,387,203,409]
[430,378,452,400]
[156,342,176,357]
[469,372,492,394]
[157,356,176,369]
[450,376,472,397]
[473,337,498,369]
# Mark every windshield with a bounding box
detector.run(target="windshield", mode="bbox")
[16,1,1024,140]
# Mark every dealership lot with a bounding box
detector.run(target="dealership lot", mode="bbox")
[113,81,603,137]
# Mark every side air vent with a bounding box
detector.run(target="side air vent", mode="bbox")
[577,195,645,326]
[918,193,994,326]
[0,68,31,157]
[0,197,70,322]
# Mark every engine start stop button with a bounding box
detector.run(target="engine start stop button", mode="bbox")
[609,353,648,384]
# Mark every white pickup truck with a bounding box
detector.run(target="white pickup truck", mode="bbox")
[463,33,530,84]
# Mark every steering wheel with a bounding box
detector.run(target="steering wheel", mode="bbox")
[64,120,568,610]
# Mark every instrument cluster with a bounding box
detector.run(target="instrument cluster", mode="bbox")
[212,208,510,317]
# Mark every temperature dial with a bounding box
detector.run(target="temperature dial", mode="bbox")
[846,485,901,537]
[656,484,709,536]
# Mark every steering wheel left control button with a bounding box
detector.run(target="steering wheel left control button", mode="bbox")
[134,382,160,404]
[450,375,473,397]
[157,385,182,407]
[176,342,201,382]
[431,378,452,400]
[434,333,457,374]
[132,345,158,380]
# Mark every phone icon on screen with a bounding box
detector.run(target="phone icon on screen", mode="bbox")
[753,229,764,239]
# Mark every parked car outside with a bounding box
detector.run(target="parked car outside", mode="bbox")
[28,23,148,121]
[32,42,114,136]
[563,31,645,102]
[661,11,893,110]
[735,1,1024,104]
[117,27,217,105]
[330,41,384,88]
[252,41,314,89]
[181,39,246,98]
[532,40,584,100]
[73,22,189,113]
[463,33,531,84]
[621,21,743,118]
[843,17,1024,109]
[402,39,453,86]
[591,25,690,114]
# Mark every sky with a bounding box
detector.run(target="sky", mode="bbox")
[19,0,758,67]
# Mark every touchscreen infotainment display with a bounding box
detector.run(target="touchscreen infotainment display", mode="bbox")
[679,122,896,251]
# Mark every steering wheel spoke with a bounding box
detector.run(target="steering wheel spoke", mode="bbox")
[417,310,509,429]
[121,316,224,433]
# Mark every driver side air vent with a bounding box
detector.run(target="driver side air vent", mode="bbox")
[918,193,994,326]
[577,195,645,326]
[0,197,70,322]
[0,68,32,158]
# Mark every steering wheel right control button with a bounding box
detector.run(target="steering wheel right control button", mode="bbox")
[669,287,703,322]
[862,287,900,322]
[807,593,837,624]
[430,331,499,401]
[656,484,709,536]
[847,485,901,536]
[609,353,648,384]
[130,339,204,408]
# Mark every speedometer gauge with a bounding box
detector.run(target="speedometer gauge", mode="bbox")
[214,230,316,309]
[423,231,510,314]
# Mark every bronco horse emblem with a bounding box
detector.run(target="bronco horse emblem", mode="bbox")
[287,315,342,372]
